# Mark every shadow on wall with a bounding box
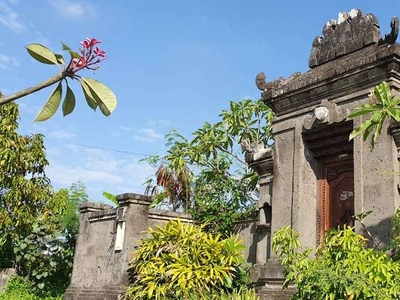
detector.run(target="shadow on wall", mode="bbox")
[233,221,258,264]
[361,215,392,250]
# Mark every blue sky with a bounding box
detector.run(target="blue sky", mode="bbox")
[1,0,399,203]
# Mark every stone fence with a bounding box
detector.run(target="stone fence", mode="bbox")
[64,193,263,299]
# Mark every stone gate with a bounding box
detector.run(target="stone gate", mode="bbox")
[249,8,400,299]
[64,9,400,300]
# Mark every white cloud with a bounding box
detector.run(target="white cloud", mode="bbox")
[112,125,165,142]
[0,53,20,70]
[134,128,163,143]
[116,125,133,131]
[46,148,154,202]
[0,1,26,33]
[48,130,76,140]
[147,119,173,127]
[48,0,94,19]
[0,54,19,69]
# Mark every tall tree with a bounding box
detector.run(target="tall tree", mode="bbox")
[143,99,273,235]
[0,103,66,268]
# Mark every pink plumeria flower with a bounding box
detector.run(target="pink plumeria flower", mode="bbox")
[80,38,101,50]
[67,37,107,75]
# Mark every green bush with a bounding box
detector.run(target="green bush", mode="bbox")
[186,287,259,299]
[0,275,62,300]
[389,206,400,261]
[273,226,400,300]
[125,219,251,299]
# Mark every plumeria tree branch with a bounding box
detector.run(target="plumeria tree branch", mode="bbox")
[0,73,64,105]
[0,38,116,122]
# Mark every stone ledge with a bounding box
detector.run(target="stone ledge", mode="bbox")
[261,44,400,117]
[64,286,124,300]
[117,193,153,206]
[79,202,114,214]
[149,209,193,222]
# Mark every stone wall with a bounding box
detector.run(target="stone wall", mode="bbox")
[64,193,257,300]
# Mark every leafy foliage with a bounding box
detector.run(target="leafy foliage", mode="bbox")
[184,287,259,300]
[0,104,88,292]
[125,219,251,300]
[13,221,74,294]
[389,206,400,261]
[143,99,273,235]
[5,182,87,294]
[0,275,62,300]
[348,81,400,149]
[60,181,88,238]
[0,103,67,268]
[273,226,400,300]
[102,190,119,206]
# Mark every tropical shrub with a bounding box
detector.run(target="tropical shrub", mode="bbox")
[273,226,400,300]
[389,206,400,261]
[0,275,62,300]
[125,219,251,300]
[186,287,259,300]
[143,99,273,236]
[13,222,74,294]
[348,81,400,149]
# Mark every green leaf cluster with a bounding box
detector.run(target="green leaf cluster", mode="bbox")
[0,275,62,300]
[348,81,400,149]
[125,219,251,300]
[0,103,62,262]
[184,287,259,300]
[13,220,74,295]
[0,104,87,293]
[389,207,400,261]
[143,99,273,235]
[273,226,400,299]
[102,190,119,207]
[24,43,116,121]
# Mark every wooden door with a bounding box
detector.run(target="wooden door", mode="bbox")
[330,171,354,229]
[318,160,354,242]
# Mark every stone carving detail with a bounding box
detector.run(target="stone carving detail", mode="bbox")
[255,71,302,92]
[381,17,399,45]
[309,9,381,68]
[303,99,350,130]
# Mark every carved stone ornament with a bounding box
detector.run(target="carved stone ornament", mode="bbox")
[308,9,399,68]
[309,9,382,68]
[381,17,399,45]
[303,99,350,130]
[255,71,301,92]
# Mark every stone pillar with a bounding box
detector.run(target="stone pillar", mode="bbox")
[246,147,273,264]
[116,193,153,285]
[65,202,115,300]
[64,195,153,300]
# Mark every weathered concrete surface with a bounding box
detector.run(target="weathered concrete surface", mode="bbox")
[64,194,257,300]
[251,260,296,300]
[0,268,15,292]
[64,194,153,300]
